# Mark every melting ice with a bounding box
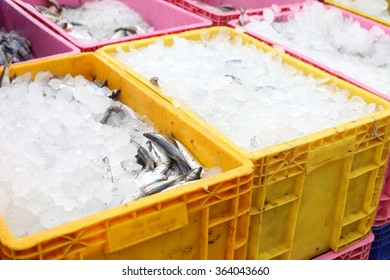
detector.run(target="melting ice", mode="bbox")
[113,27,380,152]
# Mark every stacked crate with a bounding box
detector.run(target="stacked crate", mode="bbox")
[225,0,390,260]
[97,26,390,260]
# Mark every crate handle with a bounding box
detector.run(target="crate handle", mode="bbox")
[105,202,188,253]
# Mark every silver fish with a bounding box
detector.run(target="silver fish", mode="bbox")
[172,139,203,171]
[143,132,192,174]
[100,105,126,125]
[0,48,6,66]
[146,140,172,174]
[149,76,159,87]
[108,89,121,99]
[218,4,237,12]
[91,75,108,88]
[110,26,138,39]
[120,171,167,205]
[0,54,12,88]
[132,140,155,172]
[147,140,170,165]
[135,171,167,189]
[134,167,202,200]
[0,29,34,64]
[238,8,247,26]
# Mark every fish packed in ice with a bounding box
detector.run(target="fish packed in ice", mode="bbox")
[0,66,215,237]
[193,0,239,12]
[113,28,380,152]
[242,1,390,97]
[33,0,154,43]
[0,28,34,65]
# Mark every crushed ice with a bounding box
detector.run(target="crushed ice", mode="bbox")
[242,1,390,97]
[113,27,380,152]
[39,0,154,43]
[0,72,213,237]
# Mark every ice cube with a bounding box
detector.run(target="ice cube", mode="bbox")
[88,95,112,114]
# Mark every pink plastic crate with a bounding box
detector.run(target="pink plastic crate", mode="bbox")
[0,0,79,64]
[165,0,307,26]
[12,0,213,52]
[313,232,375,260]
[374,167,390,226]
[229,4,390,227]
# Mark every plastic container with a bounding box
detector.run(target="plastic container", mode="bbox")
[375,194,390,226]
[228,3,390,228]
[0,0,79,64]
[313,232,374,260]
[0,52,254,260]
[164,0,306,26]
[324,0,390,27]
[12,0,213,52]
[97,27,390,260]
[369,222,390,260]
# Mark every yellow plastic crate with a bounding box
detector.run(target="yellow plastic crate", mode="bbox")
[97,27,390,259]
[324,0,390,27]
[0,53,254,260]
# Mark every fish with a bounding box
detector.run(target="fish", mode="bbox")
[218,4,237,12]
[0,29,34,64]
[120,132,205,205]
[91,75,108,88]
[172,138,203,171]
[238,8,247,26]
[143,132,193,174]
[100,105,126,125]
[132,139,155,172]
[0,48,6,66]
[146,140,172,166]
[149,77,159,87]
[110,26,138,39]
[0,54,12,88]
[135,171,167,189]
[132,167,203,200]
[195,1,237,13]
[108,89,121,99]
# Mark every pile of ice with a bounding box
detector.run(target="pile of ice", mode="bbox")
[113,28,380,152]
[0,72,158,237]
[242,1,390,97]
[60,0,154,43]
[333,0,390,21]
